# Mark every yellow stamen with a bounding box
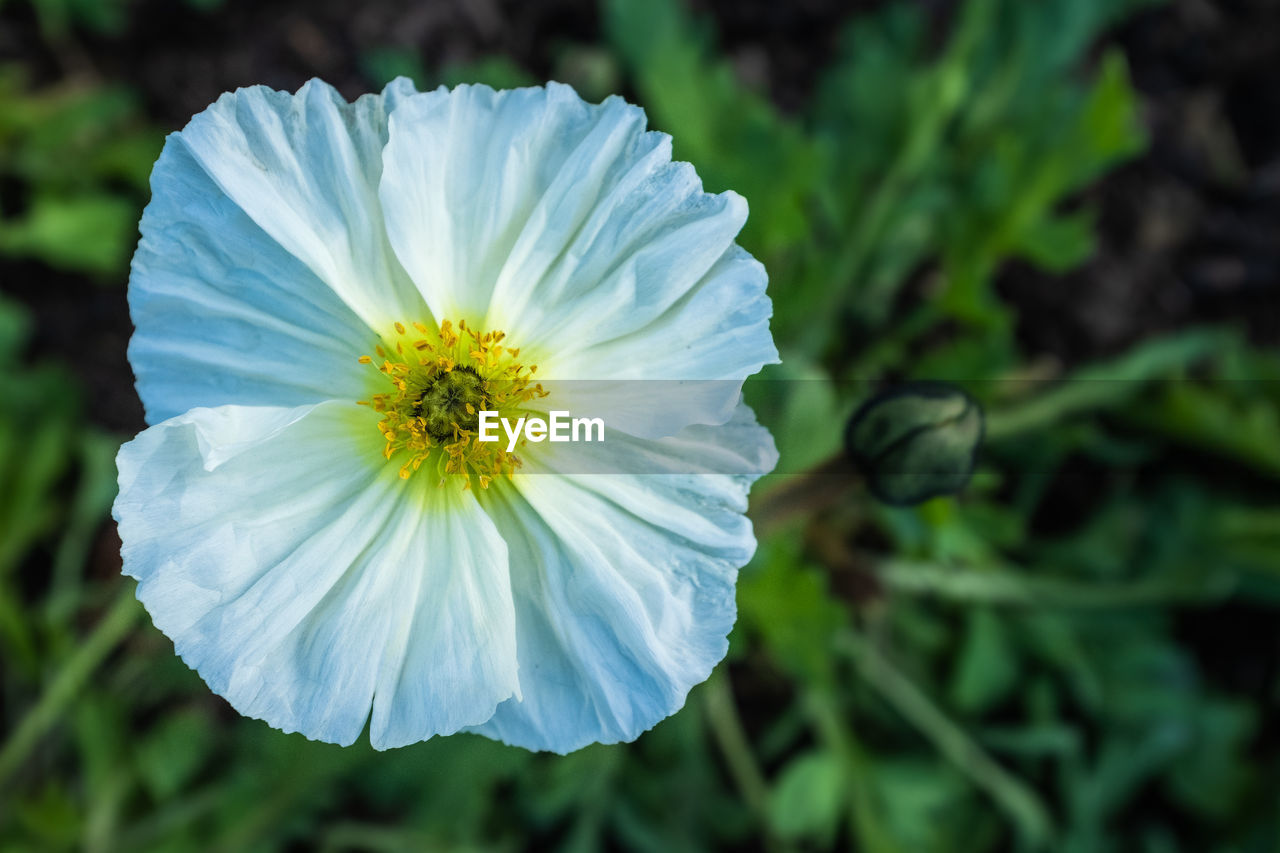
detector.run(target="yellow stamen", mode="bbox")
[358,319,546,488]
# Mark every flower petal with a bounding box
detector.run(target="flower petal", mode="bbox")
[368,487,520,749]
[548,244,778,382]
[469,404,776,753]
[379,82,620,324]
[129,151,370,422]
[176,77,425,328]
[129,78,425,423]
[114,399,518,747]
[378,83,775,391]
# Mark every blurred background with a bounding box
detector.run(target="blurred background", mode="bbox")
[2,0,1279,849]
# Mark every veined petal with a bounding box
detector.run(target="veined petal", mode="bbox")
[114,399,518,747]
[380,82,626,324]
[368,486,519,749]
[129,137,372,422]
[131,78,424,423]
[378,82,775,390]
[175,77,425,328]
[548,244,778,382]
[469,404,776,753]
[130,79,426,421]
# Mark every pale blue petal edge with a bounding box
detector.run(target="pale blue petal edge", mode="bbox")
[468,403,778,753]
[129,77,423,424]
[378,82,778,393]
[114,399,519,747]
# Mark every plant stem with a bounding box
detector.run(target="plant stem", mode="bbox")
[703,671,772,820]
[0,586,140,790]
[838,629,1054,848]
[877,559,1235,607]
[803,688,901,853]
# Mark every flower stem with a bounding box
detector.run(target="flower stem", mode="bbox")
[803,688,901,853]
[837,629,1055,848]
[876,559,1235,607]
[0,585,140,790]
[702,671,777,842]
[703,671,769,809]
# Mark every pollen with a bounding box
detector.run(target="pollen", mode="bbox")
[358,319,546,489]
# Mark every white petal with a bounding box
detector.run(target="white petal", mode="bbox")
[130,79,426,422]
[130,78,425,424]
[380,82,621,324]
[468,404,776,753]
[378,83,775,389]
[179,77,426,327]
[128,161,369,424]
[114,399,518,747]
[548,244,778,382]
[526,395,779,476]
[368,487,520,749]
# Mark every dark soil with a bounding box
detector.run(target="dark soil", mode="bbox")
[998,0,1280,362]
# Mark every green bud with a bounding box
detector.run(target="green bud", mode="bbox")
[844,382,984,506]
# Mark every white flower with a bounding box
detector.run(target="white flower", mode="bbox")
[114,78,778,752]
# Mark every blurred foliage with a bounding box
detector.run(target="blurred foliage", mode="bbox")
[606,0,1157,350]
[0,67,160,275]
[4,0,1280,850]
[9,0,131,39]
[0,0,222,39]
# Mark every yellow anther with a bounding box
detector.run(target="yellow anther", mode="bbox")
[359,319,546,487]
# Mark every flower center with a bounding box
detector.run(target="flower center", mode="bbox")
[358,320,545,488]
[415,365,486,442]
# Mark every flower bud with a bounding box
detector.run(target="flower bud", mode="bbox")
[844,382,984,506]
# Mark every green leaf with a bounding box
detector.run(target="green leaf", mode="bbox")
[438,56,535,91]
[1013,209,1097,272]
[603,0,820,257]
[746,358,846,474]
[985,329,1228,440]
[949,608,1019,714]
[768,750,846,842]
[873,760,979,852]
[737,539,848,685]
[1125,382,1280,479]
[0,192,136,274]
[360,47,429,89]
[136,711,215,800]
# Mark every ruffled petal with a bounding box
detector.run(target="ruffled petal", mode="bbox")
[129,78,425,423]
[378,83,776,389]
[468,404,776,753]
[548,244,778,382]
[367,487,520,749]
[114,399,518,747]
[533,380,744,441]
